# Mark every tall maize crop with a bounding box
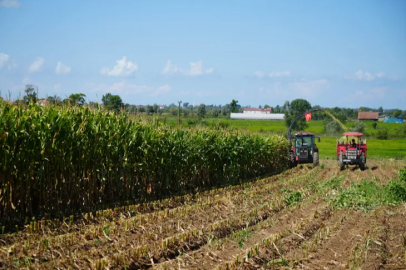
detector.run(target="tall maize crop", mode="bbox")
[0,102,289,227]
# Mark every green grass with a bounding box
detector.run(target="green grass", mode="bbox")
[317,138,406,159]
[135,115,406,159]
[331,172,406,211]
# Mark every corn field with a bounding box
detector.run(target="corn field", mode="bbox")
[0,102,289,228]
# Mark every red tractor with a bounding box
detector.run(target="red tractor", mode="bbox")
[336,132,367,170]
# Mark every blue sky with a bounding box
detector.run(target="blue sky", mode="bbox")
[1,0,405,109]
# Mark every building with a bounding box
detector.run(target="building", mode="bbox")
[230,113,284,120]
[243,108,273,114]
[159,105,167,110]
[382,117,405,123]
[357,111,379,121]
[38,99,48,106]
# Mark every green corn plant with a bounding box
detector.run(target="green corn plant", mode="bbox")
[0,102,289,228]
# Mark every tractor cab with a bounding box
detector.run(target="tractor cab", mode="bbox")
[290,132,320,167]
[336,132,367,170]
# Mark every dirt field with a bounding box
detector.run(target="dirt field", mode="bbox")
[0,159,405,270]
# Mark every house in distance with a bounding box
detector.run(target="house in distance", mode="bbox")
[243,107,273,114]
[357,111,379,121]
[231,107,284,120]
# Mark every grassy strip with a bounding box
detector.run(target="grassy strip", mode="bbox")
[330,167,406,211]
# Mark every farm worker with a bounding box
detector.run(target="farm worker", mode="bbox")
[350,139,356,148]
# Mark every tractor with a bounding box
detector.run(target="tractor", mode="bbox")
[287,109,324,168]
[336,132,367,170]
[289,132,320,167]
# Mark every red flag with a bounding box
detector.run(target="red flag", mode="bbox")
[305,112,312,121]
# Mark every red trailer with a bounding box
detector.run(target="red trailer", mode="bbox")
[336,132,367,170]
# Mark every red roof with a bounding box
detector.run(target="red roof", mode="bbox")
[343,132,363,137]
[244,108,273,111]
[244,108,262,111]
[358,112,379,120]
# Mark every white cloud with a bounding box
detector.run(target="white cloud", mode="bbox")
[55,62,71,75]
[54,84,61,90]
[354,70,375,81]
[22,77,31,84]
[254,71,264,78]
[7,60,17,70]
[258,79,330,99]
[346,70,395,81]
[352,87,388,100]
[289,79,330,96]
[0,0,20,8]
[162,60,182,75]
[29,57,44,73]
[254,70,291,78]
[86,82,172,96]
[152,85,172,96]
[0,53,9,68]
[100,56,138,76]
[161,60,214,76]
[0,53,17,70]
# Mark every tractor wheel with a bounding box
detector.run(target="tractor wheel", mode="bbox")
[359,153,366,171]
[338,152,345,170]
[313,151,319,167]
[289,151,296,168]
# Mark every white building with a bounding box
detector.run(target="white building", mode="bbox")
[230,113,284,120]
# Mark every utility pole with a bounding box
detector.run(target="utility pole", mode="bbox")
[178,101,182,126]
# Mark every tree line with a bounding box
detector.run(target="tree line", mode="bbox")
[4,85,405,121]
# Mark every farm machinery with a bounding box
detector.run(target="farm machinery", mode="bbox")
[289,132,320,167]
[288,109,322,168]
[336,132,367,170]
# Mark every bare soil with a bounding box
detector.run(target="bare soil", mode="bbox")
[0,159,405,270]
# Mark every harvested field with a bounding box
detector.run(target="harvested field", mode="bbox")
[0,159,405,270]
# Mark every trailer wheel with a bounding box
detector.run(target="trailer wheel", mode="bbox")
[338,152,345,170]
[359,152,366,171]
[313,151,319,167]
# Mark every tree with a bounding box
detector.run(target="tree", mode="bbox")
[102,93,123,112]
[47,95,62,105]
[221,105,229,116]
[372,122,378,129]
[325,121,342,133]
[264,104,271,109]
[378,106,383,114]
[211,108,220,118]
[274,105,280,113]
[284,99,312,131]
[353,121,365,133]
[23,84,37,104]
[197,104,206,117]
[282,100,290,112]
[146,105,154,115]
[393,110,402,118]
[69,93,86,106]
[183,102,189,108]
[230,99,239,113]
[169,107,178,115]
[153,103,159,114]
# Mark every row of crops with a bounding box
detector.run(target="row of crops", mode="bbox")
[0,102,289,228]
